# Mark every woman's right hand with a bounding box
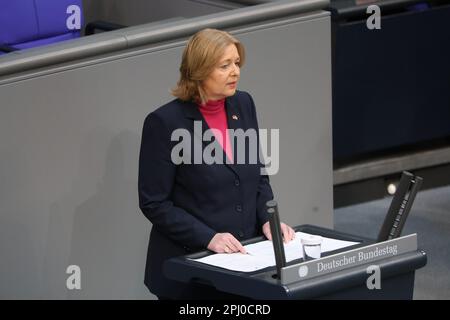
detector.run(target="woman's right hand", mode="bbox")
[207,233,247,254]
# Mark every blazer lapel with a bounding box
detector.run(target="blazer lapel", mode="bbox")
[182,99,207,143]
[224,95,243,177]
[182,98,241,177]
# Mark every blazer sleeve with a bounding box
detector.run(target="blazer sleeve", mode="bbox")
[138,112,216,249]
[246,92,275,229]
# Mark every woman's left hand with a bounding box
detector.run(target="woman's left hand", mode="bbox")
[262,221,295,243]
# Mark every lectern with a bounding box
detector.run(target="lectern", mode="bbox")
[164,225,427,299]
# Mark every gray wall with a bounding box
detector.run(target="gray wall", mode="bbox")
[82,0,238,27]
[0,11,331,299]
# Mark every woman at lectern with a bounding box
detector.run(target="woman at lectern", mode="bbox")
[138,28,295,299]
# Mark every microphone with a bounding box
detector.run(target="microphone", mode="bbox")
[266,200,286,279]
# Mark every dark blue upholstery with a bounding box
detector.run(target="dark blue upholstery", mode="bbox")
[0,0,83,53]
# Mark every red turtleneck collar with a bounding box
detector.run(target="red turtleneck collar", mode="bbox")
[197,99,225,115]
[196,98,233,163]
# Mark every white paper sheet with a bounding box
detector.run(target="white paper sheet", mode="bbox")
[190,232,360,272]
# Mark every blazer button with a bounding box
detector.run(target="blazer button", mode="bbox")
[235,204,242,212]
[238,231,244,238]
[234,179,240,186]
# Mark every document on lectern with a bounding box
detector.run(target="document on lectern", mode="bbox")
[189,232,360,272]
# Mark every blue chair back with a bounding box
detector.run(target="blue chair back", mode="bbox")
[0,0,83,52]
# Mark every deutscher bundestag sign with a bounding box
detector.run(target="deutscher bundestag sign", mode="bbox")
[280,234,418,285]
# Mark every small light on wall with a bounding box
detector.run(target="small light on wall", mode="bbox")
[387,183,397,195]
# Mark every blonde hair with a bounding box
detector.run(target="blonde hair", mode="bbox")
[171,28,246,104]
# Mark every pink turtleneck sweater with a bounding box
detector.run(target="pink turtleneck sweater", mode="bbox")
[197,99,233,163]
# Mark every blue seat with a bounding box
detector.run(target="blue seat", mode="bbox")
[407,2,431,11]
[0,0,83,54]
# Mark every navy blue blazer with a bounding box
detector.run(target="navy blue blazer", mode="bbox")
[138,90,274,298]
